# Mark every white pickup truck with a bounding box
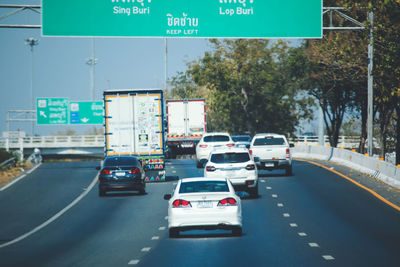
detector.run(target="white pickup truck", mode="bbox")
[249,133,293,176]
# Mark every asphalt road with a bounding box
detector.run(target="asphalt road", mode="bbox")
[1,159,400,267]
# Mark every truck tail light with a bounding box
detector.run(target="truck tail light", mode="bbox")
[246,180,255,185]
[199,144,208,148]
[245,164,256,170]
[172,199,192,208]
[226,143,235,147]
[100,169,111,175]
[206,166,216,172]
[286,148,290,159]
[129,168,141,175]
[249,149,252,155]
[218,197,237,206]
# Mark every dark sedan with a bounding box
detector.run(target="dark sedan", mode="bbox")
[97,156,146,196]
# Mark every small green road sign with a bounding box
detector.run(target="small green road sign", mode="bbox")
[70,101,104,125]
[37,98,69,125]
[42,0,322,38]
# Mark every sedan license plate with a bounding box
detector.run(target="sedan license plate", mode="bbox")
[197,201,213,208]
[264,163,274,167]
[116,171,126,177]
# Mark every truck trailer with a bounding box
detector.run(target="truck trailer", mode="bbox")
[166,99,206,158]
[103,89,166,182]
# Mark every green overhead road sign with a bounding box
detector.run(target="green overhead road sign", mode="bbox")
[42,0,322,38]
[70,101,104,125]
[37,98,69,125]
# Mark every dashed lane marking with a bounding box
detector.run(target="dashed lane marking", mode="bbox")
[260,180,266,183]
[164,216,168,220]
[159,226,166,231]
[272,194,278,198]
[141,247,151,252]
[309,243,320,247]
[128,260,140,265]
[283,213,290,217]
[277,203,284,207]
[323,255,335,260]
[151,236,160,240]
[290,223,298,227]
[298,232,307,237]
[266,186,272,190]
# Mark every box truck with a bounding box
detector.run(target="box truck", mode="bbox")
[103,89,166,182]
[166,99,206,158]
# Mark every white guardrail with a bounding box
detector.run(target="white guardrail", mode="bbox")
[0,135,105,150]
[293,145,400,190]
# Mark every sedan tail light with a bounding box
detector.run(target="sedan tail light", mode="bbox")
[199,144,208,148]
[100,169,112,175]
[206,166,216,172]
[172,199,192,208]
[245,164,256,170]
[218,197,238,206]
[249,149,253,155]
[128,167,141,175]
[286,148,290,159]
[226,143,235,147]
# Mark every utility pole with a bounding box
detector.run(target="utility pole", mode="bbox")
[367,11,374,156]
[86,38,97,101]
[25,37,38,136]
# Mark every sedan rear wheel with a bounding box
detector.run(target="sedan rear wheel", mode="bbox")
[232,227,242,236]
[169,228,179,238]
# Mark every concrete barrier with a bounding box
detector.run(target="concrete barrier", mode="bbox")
[293,145,400,189]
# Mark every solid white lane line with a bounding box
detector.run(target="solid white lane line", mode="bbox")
[0,163,42,191]
[322,255,335,260]
[298,232,307,237]
[151,236,160,240]
[277,203,284,207]
[128,260,140,265]
[141,247,151,252]
[309,243,319,247]
[290,223,298,227]
[159,226,166,231]
[0,174,98,248]
[283,213,290,217]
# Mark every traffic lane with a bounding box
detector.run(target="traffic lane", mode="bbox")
[264,160,400,266]
[0,161,99,244]
[0,159,195,266]
[139,164,331,267]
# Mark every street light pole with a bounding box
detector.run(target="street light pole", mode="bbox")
[25,37,38,136]
[86,38,97,101]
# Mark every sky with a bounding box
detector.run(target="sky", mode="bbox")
[0,0,210,136]
[0,0,318,137]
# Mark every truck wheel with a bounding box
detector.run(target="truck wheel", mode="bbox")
[248,184,259,198]
[285,165,293,176]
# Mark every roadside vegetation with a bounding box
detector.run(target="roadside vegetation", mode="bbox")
[167,0,400,164]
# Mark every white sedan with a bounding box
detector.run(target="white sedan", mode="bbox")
[164,177,242,238]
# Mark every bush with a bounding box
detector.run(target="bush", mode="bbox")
[0,149,14,163]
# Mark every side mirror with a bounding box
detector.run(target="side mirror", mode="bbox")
[96,166,101,170]
[164,194,172,200]
[289,143,295,148]
[254,157,260,163]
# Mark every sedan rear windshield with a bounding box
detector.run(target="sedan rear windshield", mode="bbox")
[104,157,139,167]
[179,181,229,193]
[210,152,250,163]
[253,137,286,146]
[203,135,230,142]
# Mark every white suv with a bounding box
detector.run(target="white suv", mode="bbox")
[204,147,259,197]
[195,132,235,168]
[250,133,293,176]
